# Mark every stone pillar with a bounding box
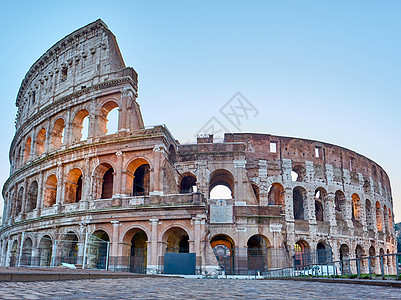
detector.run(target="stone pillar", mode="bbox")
[20,179,28,219]
[284,187,294,221]
[55,163,64,212]
[306,190,315,223]
[148,219,159,272]
[114,151,124,196]
[234,159,247,205]
[110,220,121,259]
[34,172,44,217]
[44,120,51,154]
[150,148,163,195]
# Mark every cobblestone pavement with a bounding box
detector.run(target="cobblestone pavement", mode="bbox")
[0,277,400,299]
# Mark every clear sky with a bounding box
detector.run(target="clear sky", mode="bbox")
[0,1,400,220]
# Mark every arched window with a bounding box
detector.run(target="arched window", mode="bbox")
[64,168,83,204]
[50,118,65,150]
[44,175,57,207]
[15,187,23,216]
[291,165,306,182]
[335,190,346,221]
[23,137,32,163]
[209,169,234,200]
[268,183,285,206]
[71,109,89,143]
[376,202,383,231]
[179,174,197,194]
[35,128,46,156]
[294,241,309,267]
[101,168,114,199]
[126,159,151,196]
[293,187,306,220]
[352,193,361,222]
[26,181,38,213]
[98,101,119,136]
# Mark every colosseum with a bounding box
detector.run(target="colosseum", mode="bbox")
[0,19,396,275]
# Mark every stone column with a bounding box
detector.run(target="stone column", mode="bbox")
[148,219,159,272]
[55,163,64,212]
[34,172,44,217]
[234,159,247,205]
[44,120,51,154]
[150,148,163,195]
[110,220,121,260]
[20,179,28,219]
[114,151,124,196]
[306,190,316,223]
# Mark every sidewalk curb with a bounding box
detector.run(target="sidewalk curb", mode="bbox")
[262,277,401,288]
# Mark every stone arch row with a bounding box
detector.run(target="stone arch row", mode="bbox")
[12,99,121,170]
[6,158,151,218]
[291,186,393,232]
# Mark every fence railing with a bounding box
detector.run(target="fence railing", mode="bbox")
[264,252,399,280]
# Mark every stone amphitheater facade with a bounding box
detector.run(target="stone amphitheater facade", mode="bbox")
[0,20,396,274]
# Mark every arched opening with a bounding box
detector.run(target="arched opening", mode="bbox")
[89,230,109,270]
[179,174,197,194]
[105,107,119,135]
[383,205,389,231]
[35,128,46,156]
[21,238,33,266]
[355,245,364,270]
[39,235,53,267]
[15,187,23,216]
[61,232,79,264]
[43,175,57,207]
[293,187,306,220]
[26,181,38,213]
[92,163,114,200]
[369,246,376,270]
[365,200,374,230]
[122,228,148,274]
[292,165,305,182]
[101,168,114,199]
[9,240,18,267]
[268,183,285,206]
[130,230,148,273]
[314,188,327,222]
[376,201,383,231]
[23,137,31,163]
[64,168,83,204]
[71,109,89,143]
[335,190,346,221]
[352,193,361,222]
[210,234,235,274]
[247,235,270,272]
[388,208,393,231]
[133,164,150,196]
[294,240,310,267]
[339,244,350,272]
[209,169,234,200]
[164,227,190,253]
[50,118,65,150]
[251,183,260,204]
[98,101,119,136]
[317,242,332,264]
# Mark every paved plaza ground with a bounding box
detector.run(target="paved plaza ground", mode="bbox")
[0,277,400,299]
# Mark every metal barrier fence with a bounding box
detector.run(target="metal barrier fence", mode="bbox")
[264,252,399,279]
[16,232,109,269]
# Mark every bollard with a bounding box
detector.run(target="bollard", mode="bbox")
[357,259,360,279]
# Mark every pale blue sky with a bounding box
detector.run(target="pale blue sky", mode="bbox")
[0,1,400,220]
